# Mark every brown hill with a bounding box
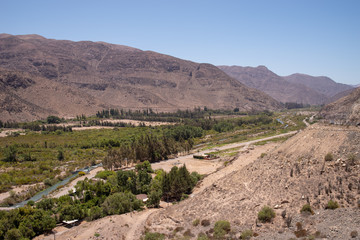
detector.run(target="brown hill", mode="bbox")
[284,73,354,98]
[319,87,360,125]
[218,65,328,105]
[0,34,281,122]
[146,124,360,239]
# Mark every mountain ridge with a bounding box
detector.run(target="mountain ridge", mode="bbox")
[218,65,353,105]
[0,34,281,122]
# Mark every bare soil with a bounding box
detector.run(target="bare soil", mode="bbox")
[35,138,279,240]
[145,123,360,239]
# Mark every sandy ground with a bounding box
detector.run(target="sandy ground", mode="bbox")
[34,137,283,240]
[34,208,158,240]
[0,129,26,137]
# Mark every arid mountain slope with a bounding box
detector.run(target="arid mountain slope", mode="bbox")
[146,124,360,239]
[0,34,281,121]
[319,87,360,125]
[284,73,354,98]
[218,65,328,105]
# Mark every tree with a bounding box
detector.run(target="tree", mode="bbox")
[101,192,142,215]
[4,228,22,240]
[57,149,64,161]
[46,115,61,124]
[2,145,17,162]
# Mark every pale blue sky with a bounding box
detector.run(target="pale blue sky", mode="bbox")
[1,0,359,85]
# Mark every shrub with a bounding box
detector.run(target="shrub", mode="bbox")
[193,219,200,226]
[197,233,209,240]
[201,219,210,227]
[241,229,253,239]
[350,230,358,238]
[144,232,165,240]
[57,149,65,161]
[294,222,307,238]
[326,200,339,210]
[324,153,333,161]
[300,204,314,214]
[213,220,231,239]
[95,170,115,180]
[258,206,275,222]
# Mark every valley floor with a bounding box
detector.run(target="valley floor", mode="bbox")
[35,136,281,240]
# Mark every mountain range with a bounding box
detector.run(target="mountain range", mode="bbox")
[0,34,280,122]
[218,65,353,105]
[0,34,356,122]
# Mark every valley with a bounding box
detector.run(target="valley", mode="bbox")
[0,33,359,240]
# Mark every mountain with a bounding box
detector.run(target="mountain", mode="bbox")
[319,86,360,125]
[284,73,354,98]
[0,34,281,122]
[218,65,328,105]
[218,65,354,106]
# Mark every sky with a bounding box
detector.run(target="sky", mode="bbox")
[1,0,360,85]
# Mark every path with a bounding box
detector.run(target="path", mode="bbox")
[125,209,158,240]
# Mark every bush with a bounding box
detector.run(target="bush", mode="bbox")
[2,145,17,162]
[101,192,143,215]
[144,232,165,240]
[193,219,200,226]
[197,233,209,240]
[95,170,115,180]
[300,204,314,214]
[258,206,275,222]
[57,149,65,161]
[326,200,339,210]
[47,115,61,124]
[350,231,358,238]
[213,220,231,239]
[201,219,210,226]
[241,229,253,239]
[324,153,333,161]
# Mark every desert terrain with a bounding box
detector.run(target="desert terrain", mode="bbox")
[33,122,360,240]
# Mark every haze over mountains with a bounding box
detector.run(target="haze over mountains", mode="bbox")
[0,34,281,122]
[219,65,353,105]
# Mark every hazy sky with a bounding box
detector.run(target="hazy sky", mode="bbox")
[1,0,359,85]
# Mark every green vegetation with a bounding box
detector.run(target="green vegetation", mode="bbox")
[192,219,200,226]
[213,220,231,239]
[240,229,253,239]
[258,206,275,222]
[144,232,165,240]
[0,109,308,194]
[0,161,200,239]
[325,200,339,210]
[325,152,334,161]
[300,204,314,214]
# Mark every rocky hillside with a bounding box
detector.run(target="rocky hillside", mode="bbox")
[284,73,354,98]
[0,34,281,122]
[146,124,360,239]
[218,65,353,105]
[319,87,360,125]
